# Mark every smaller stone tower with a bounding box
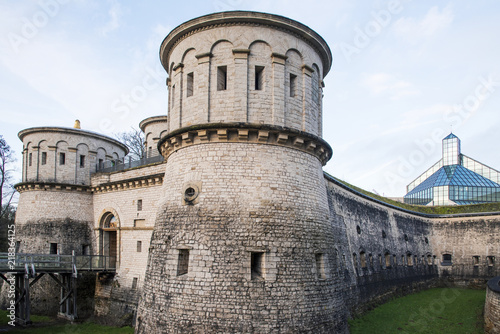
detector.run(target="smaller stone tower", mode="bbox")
[13,124,128,315]
[139,116,168,158]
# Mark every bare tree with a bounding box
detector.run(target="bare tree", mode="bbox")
[0,135,16,220]
[115,127,145,160]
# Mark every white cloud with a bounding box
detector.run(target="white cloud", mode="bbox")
[361,72,419,100]
[393,5,453,39]
[100,0,122,36]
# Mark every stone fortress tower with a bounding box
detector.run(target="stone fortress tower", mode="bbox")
[13,123,127,315]
[136,11,347,333]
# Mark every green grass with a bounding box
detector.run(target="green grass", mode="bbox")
[0,310,51,326]
[349,288,486,334]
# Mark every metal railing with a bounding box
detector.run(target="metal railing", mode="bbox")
[0,253,116,273]
[92,152,164,174]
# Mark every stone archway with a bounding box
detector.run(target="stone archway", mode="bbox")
[99,211,120,267]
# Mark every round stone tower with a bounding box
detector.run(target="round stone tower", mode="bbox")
[13,124,127,315]
[139,115,168,158]
[137,11,346,333]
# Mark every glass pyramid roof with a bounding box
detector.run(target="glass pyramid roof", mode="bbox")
[443,132,458,140]
[406,164,500,196]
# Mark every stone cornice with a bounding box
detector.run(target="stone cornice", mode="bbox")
[92,173,164,194]
[158,123,332,166]
[160,11,332,77]
[15,181,92,193]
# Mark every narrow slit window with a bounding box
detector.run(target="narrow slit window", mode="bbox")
[217,66,227,91]
[59,152,65,165]
[137,199,143,211]
[290,73,297,97]
[50,243,58,254]
[186,72,194,97]
[385,253,391,268]
[315,253,325,279]
[407,254,413,266]
[251,252,264,280]
[360,252,366,268]
[29,153,32,166]
[171,85,175,108]
[41,152,47,165]
[132,277,138,290]
[177,249,189,276]
[137,241,142,253]
[80,155,85,168]
[255,66,264,90]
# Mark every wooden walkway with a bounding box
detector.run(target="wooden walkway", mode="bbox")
[0,252,115,325]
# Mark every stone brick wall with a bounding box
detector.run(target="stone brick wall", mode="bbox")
[431,217,499,286]
[325,176,438,317]
[90,162,165,325]
[137,143,348,333]
[485,276,500,334]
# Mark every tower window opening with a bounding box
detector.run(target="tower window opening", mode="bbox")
[290,73,297,97]
[385,253,391,268]
[132,277,138,290]
[59,152,65,165]
[137,241,142,253]
[137,199,143,211]
[80,155,85,168]
[29,153,32,166]
[251,252,264,280]
[41,152,47,165]
[171,85,175,108]
[473,256,479,266]
[255,66,264,90]
[487,256,495,267]
[442,253,452,266]
[50,243,58,254]
[186,72,194,97]
[82,244,90,255]
[360,251,366,268]
[217,66,227,91]
[315,253,325,279]
[407,253,413,266]
[177,249,189,276]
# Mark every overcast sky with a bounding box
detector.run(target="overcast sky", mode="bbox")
[1,0,499,197]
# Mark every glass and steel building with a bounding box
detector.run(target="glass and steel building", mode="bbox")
[404,133,500,206]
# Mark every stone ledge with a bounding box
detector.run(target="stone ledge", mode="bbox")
[15,181,92,193]
[92,173,164,194]
[158,123,332,165]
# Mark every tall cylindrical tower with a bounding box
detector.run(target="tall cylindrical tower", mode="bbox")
[12,125,127,315]
[137,11,346,333]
